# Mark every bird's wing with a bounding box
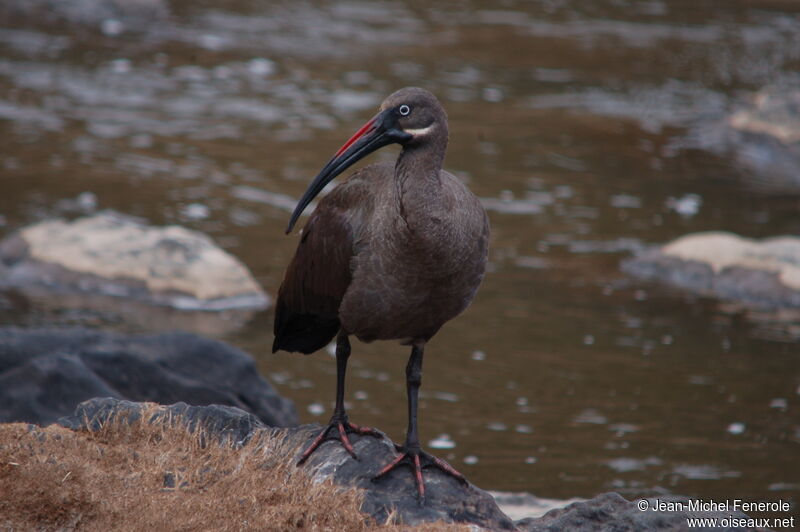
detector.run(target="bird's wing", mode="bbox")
[272,170,377,354]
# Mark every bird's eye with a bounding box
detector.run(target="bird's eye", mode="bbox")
[398,104,411,116]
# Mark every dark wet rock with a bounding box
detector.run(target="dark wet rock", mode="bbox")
[57,397,515,529]
[516,492,756,531]
[0,211,269,311]
[622,231,800,309]
[723,83,800,189]
[0,327,297,427]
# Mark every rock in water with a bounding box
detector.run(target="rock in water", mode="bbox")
[0,211,269,310]
[623,231,800,309]
[724,84,800,189]
[0,327,297,427]
[516,492,755,532]
[729,87,800,145]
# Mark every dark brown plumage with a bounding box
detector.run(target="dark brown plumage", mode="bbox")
[273,87,489,501]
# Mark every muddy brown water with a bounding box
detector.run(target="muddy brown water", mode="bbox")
[1,0,798,517]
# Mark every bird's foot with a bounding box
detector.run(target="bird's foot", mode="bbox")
[372,444,467,503]
[297,416,382,465]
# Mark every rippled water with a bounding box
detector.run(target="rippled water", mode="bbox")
[1,0,798,517]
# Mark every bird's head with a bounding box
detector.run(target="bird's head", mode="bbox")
[378,87,448,147]
[285,87,447,233]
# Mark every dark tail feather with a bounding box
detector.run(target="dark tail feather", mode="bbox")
[272,309,340,354]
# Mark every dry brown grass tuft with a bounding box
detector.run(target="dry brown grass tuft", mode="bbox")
[0,404,467,531]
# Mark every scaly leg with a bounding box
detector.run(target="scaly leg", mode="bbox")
[297,332,382,465]
[373,341,467,502]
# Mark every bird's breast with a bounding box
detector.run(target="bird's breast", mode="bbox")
[339,180,488,343]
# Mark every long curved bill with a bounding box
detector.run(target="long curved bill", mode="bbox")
[285,108,410,234]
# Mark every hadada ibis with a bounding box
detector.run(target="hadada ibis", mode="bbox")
[273,87,489,501]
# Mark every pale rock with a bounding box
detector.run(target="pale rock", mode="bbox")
[0,211,268,310]
[623,231,800,309]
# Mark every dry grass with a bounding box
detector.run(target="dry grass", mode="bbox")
[0,404,467,531]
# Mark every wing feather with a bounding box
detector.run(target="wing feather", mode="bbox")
[272,169,378,354]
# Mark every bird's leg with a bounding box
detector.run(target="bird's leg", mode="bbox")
[297,333,382,465]
[373,342,467,502]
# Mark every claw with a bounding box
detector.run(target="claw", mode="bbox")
[348,422,381,437]
[372,446,467,503]
[374,453,405,478]
[297,419,382,465]
[413,454,424,499]
[429,454,465,482]
[297,426,332,465]
[337,422,356,458]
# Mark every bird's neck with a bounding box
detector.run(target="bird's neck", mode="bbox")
[393,140,448,229]
[395,131,448,188]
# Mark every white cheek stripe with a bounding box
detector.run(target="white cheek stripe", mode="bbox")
[404,124,434,136]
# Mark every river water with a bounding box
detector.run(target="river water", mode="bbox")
[1,0,798,515]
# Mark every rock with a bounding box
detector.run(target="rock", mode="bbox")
[516,492,755,532]
[290,429,514,529]
[729,87,800,145]
[58,397,516,530]
[0,327,297,427]
[58,397,265,447]
[723,84,800,189]
[622,231,800,309]
[56,398,762,531]
[0,211,269,311]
